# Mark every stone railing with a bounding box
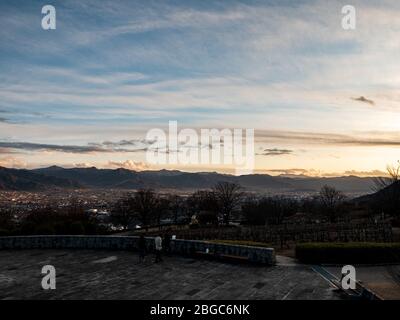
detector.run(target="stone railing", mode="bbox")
[171,239,276,265]
[0,235,276,265]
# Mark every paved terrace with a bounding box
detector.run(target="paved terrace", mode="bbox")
[0,250,341,300]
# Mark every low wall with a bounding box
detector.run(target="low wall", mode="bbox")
[172,239,276,265]
[0,235,276,265]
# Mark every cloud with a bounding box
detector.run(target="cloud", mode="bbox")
[0,134,169,154]
[73,163,95,168]
[2,0,400,174]
[256,130,400,147]
[263,168,314,176]
[262,168,387,178]
[0,147,21,154]
[0,138,201,155]
[257,148,293,156]
[0,141,149,154]
[0,142,110,154]
[99,139,155,149]
[0,156,26,168]
[343,169,388,177]
[105,160,150,171]
[352,96,375,105]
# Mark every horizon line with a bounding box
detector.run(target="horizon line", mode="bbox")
[0,165,389,179]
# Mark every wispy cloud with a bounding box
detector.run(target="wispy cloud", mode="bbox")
[0,142,109,153]
[257,148,293,156]
[106,160,150,171]
[1,0,400,173]
[0,135,170,155]
[256,130,400,147]
[0,156,26,168]
[352,96,375,105]
[262,168,387,178]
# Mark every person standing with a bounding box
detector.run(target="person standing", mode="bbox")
[138,235,146,263]
[163,232,171,255]
[154,235,163,263]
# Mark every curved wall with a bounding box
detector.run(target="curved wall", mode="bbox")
[0,235,276,265]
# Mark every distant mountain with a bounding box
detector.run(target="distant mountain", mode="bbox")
[0,166,377,195]
[287,176,376,194]
[0,166,81,191]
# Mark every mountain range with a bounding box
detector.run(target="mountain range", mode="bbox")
[0,166,378,196]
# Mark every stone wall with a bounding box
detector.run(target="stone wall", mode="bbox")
[0,235,276,265]
[171,239,276,265]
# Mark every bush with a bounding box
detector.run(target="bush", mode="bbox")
[20,222,36,235]
[34,225,56,235]
[0,228,10,236]
[68,221,85,234]
[296,242,400,264]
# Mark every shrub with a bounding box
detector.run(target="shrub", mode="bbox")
[20,222,36,235]
[68,221,85,235]
[296,242,400,264]
[34,225,56,235]
[0,228,10,236]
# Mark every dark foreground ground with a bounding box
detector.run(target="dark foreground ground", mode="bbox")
[0,250,341,300]
[326,265,400,300]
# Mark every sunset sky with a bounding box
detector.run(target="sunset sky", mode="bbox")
[1,0,400,176]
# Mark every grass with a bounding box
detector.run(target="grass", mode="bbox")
[296,242,400,264]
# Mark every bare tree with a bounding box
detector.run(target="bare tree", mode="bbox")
[155,197,170,228]
[319,185,346,222]
[110,195,133,230]
[168,194,183,224]
[373,161,400,191]
[186,190,219,225]
[0,208,14,235]
[213,182,243,225]
[369,161,400,216]
[132,189,158,229]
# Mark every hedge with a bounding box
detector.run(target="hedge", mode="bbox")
[296,242,400,264]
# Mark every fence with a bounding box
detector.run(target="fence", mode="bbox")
[144,222,393,245]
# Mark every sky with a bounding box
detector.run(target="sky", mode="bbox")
[0,0,400,176]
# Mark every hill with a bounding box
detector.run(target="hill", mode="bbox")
[0,166,82,191]
[0,166,377,194]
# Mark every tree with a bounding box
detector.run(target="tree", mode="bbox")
[110,195,133,230]
[213,182,243,225]
[262,196,298,225]
[242,196,298,226]
[373,161,400,191]
[318,185,346,222]
[0,209,15,235]
[186,190,219,225]
[168,194,183,224]
[111,189,159,230]
[131,189,158,228]
[241,197,265,225]
[155,197,170,228]
[370,161,400,217]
